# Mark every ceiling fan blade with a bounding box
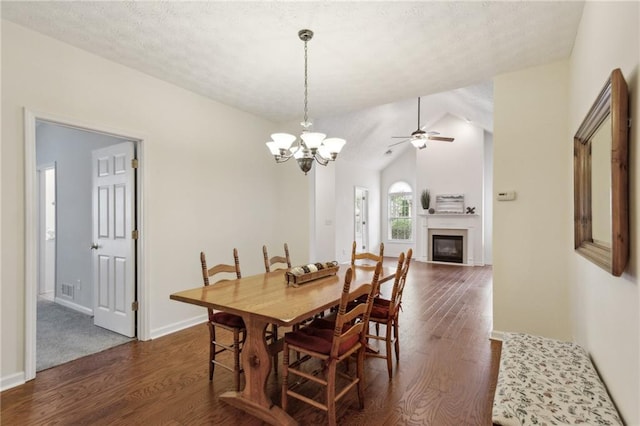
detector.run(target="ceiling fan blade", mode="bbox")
[388,138,410,147]
[428,136,454,142]
[391,136,412,139]
[419,126,440,135]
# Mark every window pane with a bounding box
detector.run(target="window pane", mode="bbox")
[388,181,413,241]
[389,181,412,194]
[390,218,412,240]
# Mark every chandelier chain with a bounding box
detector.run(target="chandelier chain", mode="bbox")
[303,38,308,126]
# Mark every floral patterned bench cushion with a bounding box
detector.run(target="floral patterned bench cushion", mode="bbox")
[492,333,622,426]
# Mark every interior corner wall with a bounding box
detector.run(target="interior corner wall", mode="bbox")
[312,164,336,263]
[335,161,381,264]
[483,131,494,265]
[381,146,416,258]
[0,20,311,385]
[567,2,639,423]
[492,59,572,340]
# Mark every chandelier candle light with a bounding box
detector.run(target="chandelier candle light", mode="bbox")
[265,29,346,175]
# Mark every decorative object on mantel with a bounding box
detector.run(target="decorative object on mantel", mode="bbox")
[265,29,346,175]
[420,189,431,210]
[428,207,435,214]
[435,194,465,214]
[285,261,339,287]
[466,207,476,214]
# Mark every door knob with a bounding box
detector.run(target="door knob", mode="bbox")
[90,243,100,250]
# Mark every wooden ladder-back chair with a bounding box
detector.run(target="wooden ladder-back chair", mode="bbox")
[282,263,382,426]
[263,243,291,272]
[262,243,291,374]
[351,241,384,267]
[366,248,412,379]
[200,249,244,391]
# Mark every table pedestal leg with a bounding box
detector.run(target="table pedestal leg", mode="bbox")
[219,316,296,426]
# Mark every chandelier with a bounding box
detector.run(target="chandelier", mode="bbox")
[265,29,346,175]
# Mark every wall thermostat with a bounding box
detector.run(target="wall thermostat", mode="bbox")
[497,191,516,201]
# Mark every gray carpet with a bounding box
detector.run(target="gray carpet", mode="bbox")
[37,299,133,371]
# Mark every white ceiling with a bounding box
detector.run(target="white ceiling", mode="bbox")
[2,1,584,170]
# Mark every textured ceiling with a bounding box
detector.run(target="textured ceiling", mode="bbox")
[2,1,584,170]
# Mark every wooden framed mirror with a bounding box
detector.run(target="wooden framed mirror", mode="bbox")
[574,68,629,276]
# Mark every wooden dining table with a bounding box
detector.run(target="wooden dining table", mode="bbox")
[170,263,396,426]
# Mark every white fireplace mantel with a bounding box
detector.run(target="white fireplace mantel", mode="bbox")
[417,213,482,265]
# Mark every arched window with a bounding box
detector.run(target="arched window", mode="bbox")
[388,181,413,240]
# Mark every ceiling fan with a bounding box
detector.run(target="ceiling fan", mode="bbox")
[389,97,455,149]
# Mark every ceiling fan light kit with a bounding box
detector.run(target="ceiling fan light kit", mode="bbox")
[410,139,427,149]
[265,29,346,175]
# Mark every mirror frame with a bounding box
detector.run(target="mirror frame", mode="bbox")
[574,68,629,276]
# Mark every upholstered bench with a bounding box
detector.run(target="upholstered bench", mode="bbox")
[492,332,622,426]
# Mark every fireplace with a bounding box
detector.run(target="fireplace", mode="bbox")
[432,235,463,264]
[421,214,479,265]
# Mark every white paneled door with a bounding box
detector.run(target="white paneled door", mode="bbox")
[354,187,369,252]
[92,142,136,337]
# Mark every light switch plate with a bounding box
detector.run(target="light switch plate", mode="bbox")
[497,191,516,201]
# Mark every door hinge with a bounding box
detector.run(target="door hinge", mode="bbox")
[131,158,139,168]
[132,229,139,240]
[132,301,139,311]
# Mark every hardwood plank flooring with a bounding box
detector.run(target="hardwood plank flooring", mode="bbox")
[1,262,500,425]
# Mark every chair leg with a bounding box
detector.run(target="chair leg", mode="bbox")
[281,345,289,411]
[356,347,365,409]
[327,362,338,426]
[233,328,241,392]
[209,324,216,381]
[385,321,393,379]
[394,318,400,362]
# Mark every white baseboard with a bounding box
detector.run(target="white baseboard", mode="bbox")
[150,314,207,340]
[490,330,506,341]
[54,297,93,316]
[1,372,26,392]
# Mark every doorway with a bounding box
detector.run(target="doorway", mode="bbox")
[25,111,146,380]
[37,164,56,302]
[354,187,369,252]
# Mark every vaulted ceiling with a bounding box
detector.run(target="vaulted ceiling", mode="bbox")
[2,1,584,170]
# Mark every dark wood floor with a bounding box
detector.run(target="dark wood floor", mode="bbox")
[1,262,500,425]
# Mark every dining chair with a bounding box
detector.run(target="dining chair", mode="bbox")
[351,241,384,267]
[281,264,381,426]
[263,243,291,272]
[262,243,291,374]
[365,248,412,379]
[200,249,244,391]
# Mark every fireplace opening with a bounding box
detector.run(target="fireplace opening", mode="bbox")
[432,235,463,264]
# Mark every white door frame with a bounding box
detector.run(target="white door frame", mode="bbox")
[24,108,149,381]
[37,162,57,299]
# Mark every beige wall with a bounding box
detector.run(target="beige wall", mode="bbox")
[1,21,310,385]
[494,2,639,423]
[568,2,639,424]
[493,59,572,340]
